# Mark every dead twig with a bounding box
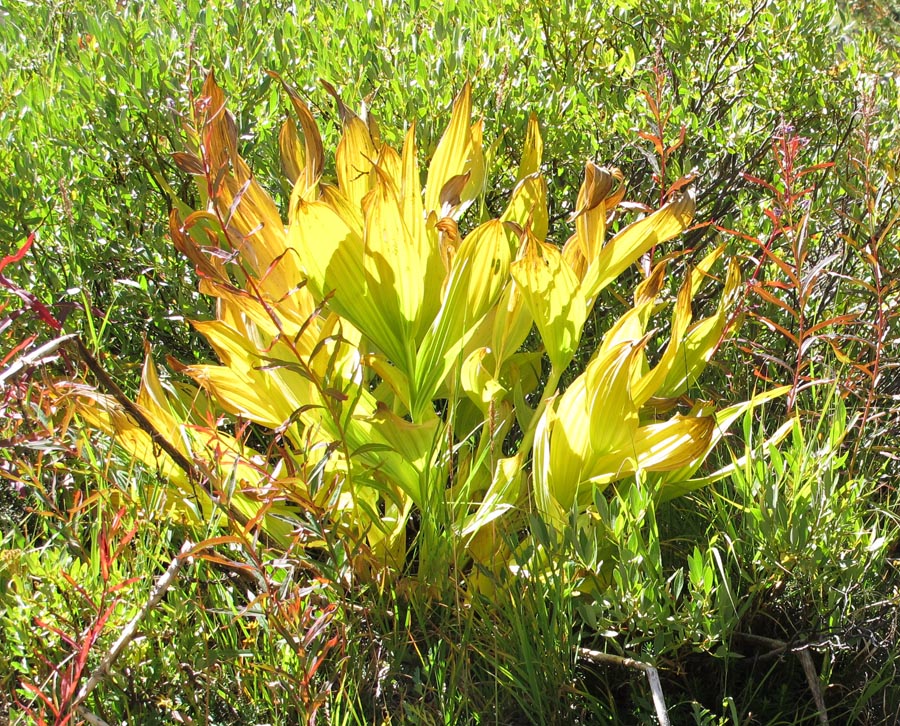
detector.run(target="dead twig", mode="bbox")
[578,647,670,726]
[72,540,194,710]
[733,632,829,726]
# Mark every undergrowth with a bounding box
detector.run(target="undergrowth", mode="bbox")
[2,0,899,724]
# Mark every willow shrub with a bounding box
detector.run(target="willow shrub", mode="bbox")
[66,74,785,595]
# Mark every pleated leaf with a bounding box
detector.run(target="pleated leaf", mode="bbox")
[424,83,485,217]
[413,220,515,419]
[510,228,586,371]
[583,188,696,302]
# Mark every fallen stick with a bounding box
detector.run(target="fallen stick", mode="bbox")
[733,632,829,726]
[578,647,670,726]
[71,540,194,711]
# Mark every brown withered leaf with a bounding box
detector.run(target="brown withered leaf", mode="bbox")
[172,151,205,176]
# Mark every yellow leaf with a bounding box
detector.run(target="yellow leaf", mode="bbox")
[501,175,549,241]
[631,272,694,407]
[290,197,411,372]
[584,414,716,486]
[362,169,427,362]
[461,347,508,412]
[268,72,324,195]
[571,163,623,264]
[400,124,446,332]
[413,220,515,419]
[516,113,543,182]
[377,143,403,189]
[510,227,586,371]
[490,279,533,366]
[532,402,568,527]
[278,117,305,186]
[584,340,643,455]
[364,353,412,412]
[335,111,378,207]
[366,403,439,471]
[655,391,792,502]
[424,83,485,218]
[658,258,741,398]
[583,187,695,302]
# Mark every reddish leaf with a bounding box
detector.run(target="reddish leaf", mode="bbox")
[59,571,97,611]
[758,245,801,288]
[112,524,140,563]
[806,314,857,336]
[797,161,834,178]
[19,680,57,715]
[0,234,35,274]
[755,315,799,346]
[184,535,246,557]
[665,170,698,199]
[741,172,778,194]
[1,334,37,367]
[33,618,79,650]
[172,151,206,176]
[0,282,63,331]
[637,129,664,155]
[749,283,799,318]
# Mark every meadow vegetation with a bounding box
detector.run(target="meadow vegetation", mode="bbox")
[1,1,899,724]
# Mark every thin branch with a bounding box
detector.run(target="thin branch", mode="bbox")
[71,336,261,536]
[72,540,194,710]
[76,705,111,726]
[578,647,670,726]
[733,632,830,725]
[797,649,830,726]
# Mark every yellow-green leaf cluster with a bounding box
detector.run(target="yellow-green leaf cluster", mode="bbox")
[67,74,786,589]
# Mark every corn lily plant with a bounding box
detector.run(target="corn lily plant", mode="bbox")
[68,74,785,590]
